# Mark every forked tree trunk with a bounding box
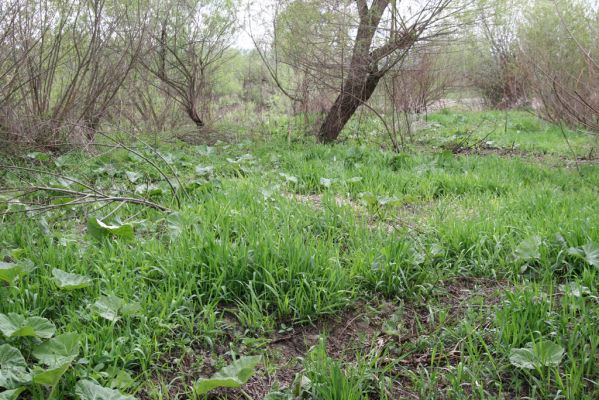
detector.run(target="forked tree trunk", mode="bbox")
[186,105,205,129]
[317,0,389,143]
[319,73,382,143]
[316,0,434,143]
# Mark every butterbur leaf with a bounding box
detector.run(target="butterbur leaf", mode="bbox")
[568,242,599,268]
[93,296,122,322]
[319,178,333,188]
[93,295,140,322]
[75,379,136,400]
[377,196,402,207]
[32,333,80,368]
[0,345,30,390]
[125,171,142,183]
[134,184,163,196]
[359,192,378,208]
[26,152,50,162]
[110,370,135,391]
[0,345,26,369]
[509,340,564,370]
[87,218,134,241]
[581,243,599,267]
[279,173,298,184]
[32,363,70,386]
[0,367,31,390]
[52,269,92,290]
[193,355,261,395]
[533,340,565,367]
[514,236,541,261]
[0,263,22,284]
[195,165,214,178]
[0,387,26,400]
[0,314,55,339]
[559,282,591,297]
[509,348,536,369]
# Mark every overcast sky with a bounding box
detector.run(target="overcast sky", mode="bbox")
[234,0,275,50]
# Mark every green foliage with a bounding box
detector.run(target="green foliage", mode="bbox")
[193,355,261,395]
[510,340,564,369]
[87,218,134,241]
[51,269,92,291]
[32,333,80,367]
[0,314,55,339]
[1,111,598,398]
[0,264,22,285]
[75,379,135,400]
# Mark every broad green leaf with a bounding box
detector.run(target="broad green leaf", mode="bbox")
[509,348,536,369]
[87,218,134,241]
[0,346,30,390]
[0,314,55,339]
[0,367,31,391]
[32,363,70,386]
[195,165,214,178]
[533,340,564,367]
[0,346,26,369]
[559,282,591,297]
[75,379,136,400]
[377,196,402,207]
[568,242,599,268]
[32,333,80,368]
[134,184,163,197]
[109,370,135,391]
[0,263,22,284]
[125,171,142,183]
[52,269,92,290]
[279,173,298,184]
[509,340,564,370]
[193,355,261,395]
[359,192,378,208]
[319,178,333,188]
[165,212,184,240]
[0,387,26,400]
[514,236,541,261]
[93,295,140,322]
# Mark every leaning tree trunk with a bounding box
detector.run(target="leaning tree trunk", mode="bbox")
[319,73,381,143]
[315,0,435,143]
[186,104,205,130]
[317,0,389,143]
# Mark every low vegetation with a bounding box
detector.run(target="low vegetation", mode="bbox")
[1,111,598,399]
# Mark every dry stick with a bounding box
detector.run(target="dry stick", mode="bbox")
[0,165,104,196]
[557,122,581,175]
[94,131,181,208]
[2,186,169,213]
[136,137,190,201]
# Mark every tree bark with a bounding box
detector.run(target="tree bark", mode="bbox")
[319,73,382,143]
[317,0,389,143]
[186,105,205,129]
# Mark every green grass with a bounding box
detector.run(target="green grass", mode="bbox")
[1,111,598,399]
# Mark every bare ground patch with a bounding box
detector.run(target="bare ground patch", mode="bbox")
[142,277,509,399]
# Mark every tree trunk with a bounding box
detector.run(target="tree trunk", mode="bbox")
[187,105,205,130]
[317,0,389,143]
[318,73,381,143]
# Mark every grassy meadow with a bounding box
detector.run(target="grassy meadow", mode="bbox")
[1,111,598,399]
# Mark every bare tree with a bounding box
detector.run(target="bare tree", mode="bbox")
[0,0,145,150]
[141,0,238,133]
[520,1,598,133]
[316,0,455,142]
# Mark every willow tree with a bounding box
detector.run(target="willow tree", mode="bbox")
[318,0,455,142]
[142,0,238,132]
